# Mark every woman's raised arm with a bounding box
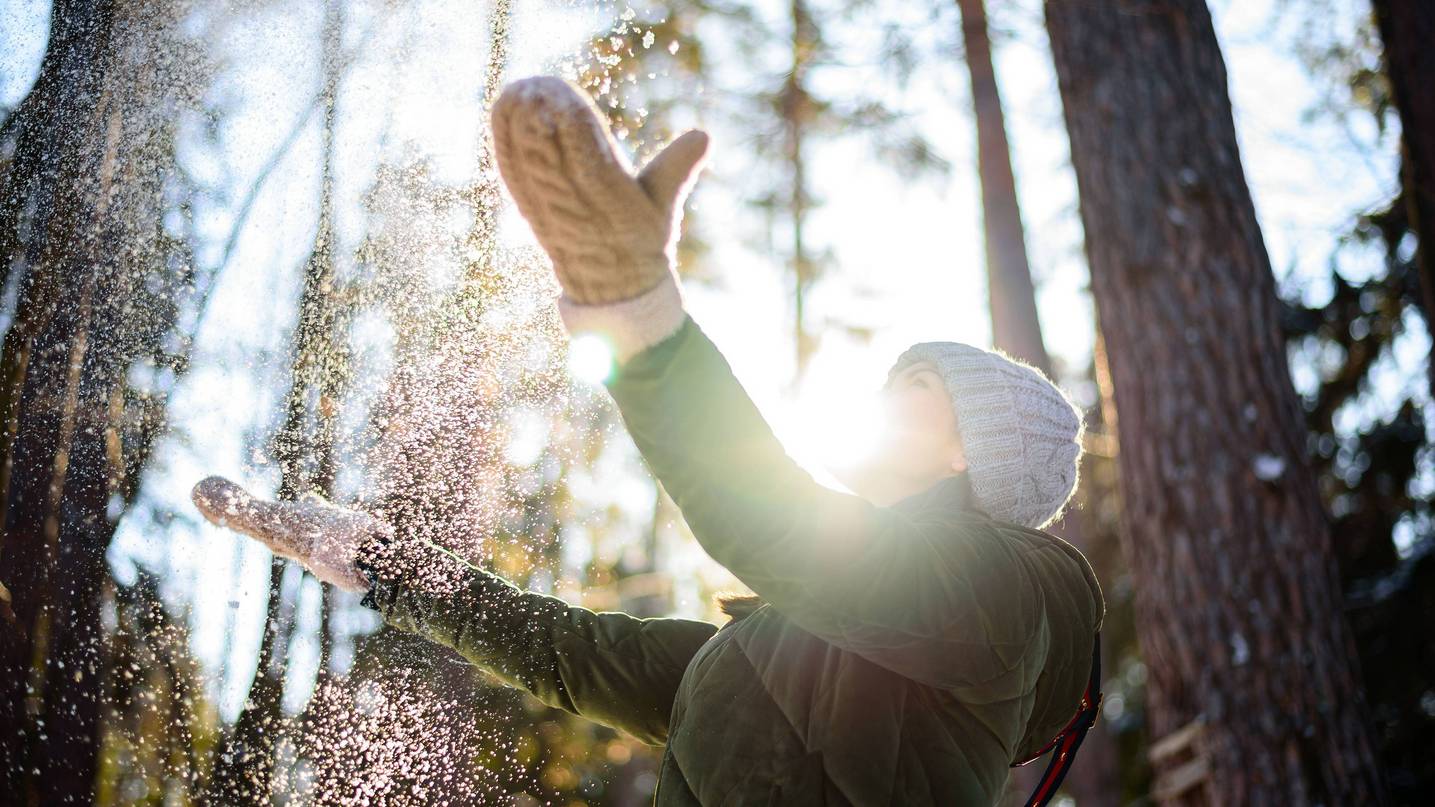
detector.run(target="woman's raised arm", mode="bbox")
[560,282,1047,702]
[488,73,1046,699]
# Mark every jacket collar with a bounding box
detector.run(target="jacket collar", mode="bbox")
[889,470,985,517]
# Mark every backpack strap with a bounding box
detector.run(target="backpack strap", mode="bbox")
[1012,632,1103,807]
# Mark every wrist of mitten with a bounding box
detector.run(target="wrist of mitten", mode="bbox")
[553,250,675,306]
[556,270,688,366]
[354,529,561,661]
[356,530,472,614]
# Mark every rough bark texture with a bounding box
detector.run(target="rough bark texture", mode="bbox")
[1043,2,1386,804]
[0,1,194,803]
[1370,0,1435,400]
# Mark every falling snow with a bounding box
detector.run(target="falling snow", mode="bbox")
[0,0,697,801]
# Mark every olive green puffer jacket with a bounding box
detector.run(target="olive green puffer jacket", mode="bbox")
[360,314,1106,806]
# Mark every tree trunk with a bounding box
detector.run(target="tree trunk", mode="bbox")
[0,1,196,803]
[953,2,1119,803]
[955,0,1046,370]
[786,0,818,379]
[1370,0,1435,400]
[1043,1,1386,803]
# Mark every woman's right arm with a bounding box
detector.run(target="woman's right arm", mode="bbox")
[358,536,717,747]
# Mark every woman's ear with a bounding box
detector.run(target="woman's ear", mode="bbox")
[949,425,968,474]
[949,439,968,474]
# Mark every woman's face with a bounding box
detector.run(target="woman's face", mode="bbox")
[825,359,967,499]
[880,360,967,477]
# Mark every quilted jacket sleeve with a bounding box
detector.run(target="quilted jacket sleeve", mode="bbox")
[602,314,1047,703]
[358,538,718,745]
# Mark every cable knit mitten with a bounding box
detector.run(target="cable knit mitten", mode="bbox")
[191,476,385,592]
[490,75,710,305]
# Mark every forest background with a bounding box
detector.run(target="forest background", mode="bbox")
[0,0,1430,804]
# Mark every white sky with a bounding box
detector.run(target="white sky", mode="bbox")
[1,0,1427,718]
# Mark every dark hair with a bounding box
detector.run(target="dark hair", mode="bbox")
[715,592,765,622]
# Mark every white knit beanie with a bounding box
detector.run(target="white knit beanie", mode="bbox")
[887,342,1086,530]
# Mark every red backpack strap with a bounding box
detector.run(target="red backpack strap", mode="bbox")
[1014,633,1103,807]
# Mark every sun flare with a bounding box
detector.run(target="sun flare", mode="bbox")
[568,333,615,385]
[774,368,891,489]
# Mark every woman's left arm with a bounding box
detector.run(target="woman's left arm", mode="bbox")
[560,276,1047,701]
[360,537,718,746]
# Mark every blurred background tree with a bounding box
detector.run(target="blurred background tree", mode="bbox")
[0,1,214,801]
[1273,0,1435,799]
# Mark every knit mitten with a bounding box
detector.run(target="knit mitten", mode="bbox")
[191,476,384,592]
[490,75,710,305]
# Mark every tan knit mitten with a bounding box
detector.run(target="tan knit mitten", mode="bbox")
[491,76,710,305]
[191,476,385,593]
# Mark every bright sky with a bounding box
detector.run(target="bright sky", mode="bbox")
[1,0,1427,718]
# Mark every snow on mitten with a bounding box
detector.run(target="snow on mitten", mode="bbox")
[191,476,384,592]
[490,75,710,304]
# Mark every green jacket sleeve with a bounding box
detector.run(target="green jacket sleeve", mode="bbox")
[359,540,717,746]
[604,314,1046,702]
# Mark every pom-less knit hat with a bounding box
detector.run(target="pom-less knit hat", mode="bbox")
[887,342,1086,530]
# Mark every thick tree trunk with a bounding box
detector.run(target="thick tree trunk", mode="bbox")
[1043,2,1386,804]
[0,1,194,803]
[1370,0,1435,400]
[953,2,1118,803]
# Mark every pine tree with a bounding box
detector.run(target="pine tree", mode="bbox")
[1370,0,1435,399]
[207,3,353,800]
[0,2,210,800]
[1043,1,1386,802]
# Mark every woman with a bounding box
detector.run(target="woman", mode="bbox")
[192,76,1105,806]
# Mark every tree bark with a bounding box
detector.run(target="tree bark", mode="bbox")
[0,1,196,802]
[1043,1,1386,803]
[1370,0,1435,400]
[955,0,1046,370]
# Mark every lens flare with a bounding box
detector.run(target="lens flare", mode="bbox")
[568,334,615,384]
[809,392,888,470]
[775,371,894,490]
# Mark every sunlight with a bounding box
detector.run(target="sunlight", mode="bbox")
[772,355,891,490]
[568,333,615,385]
